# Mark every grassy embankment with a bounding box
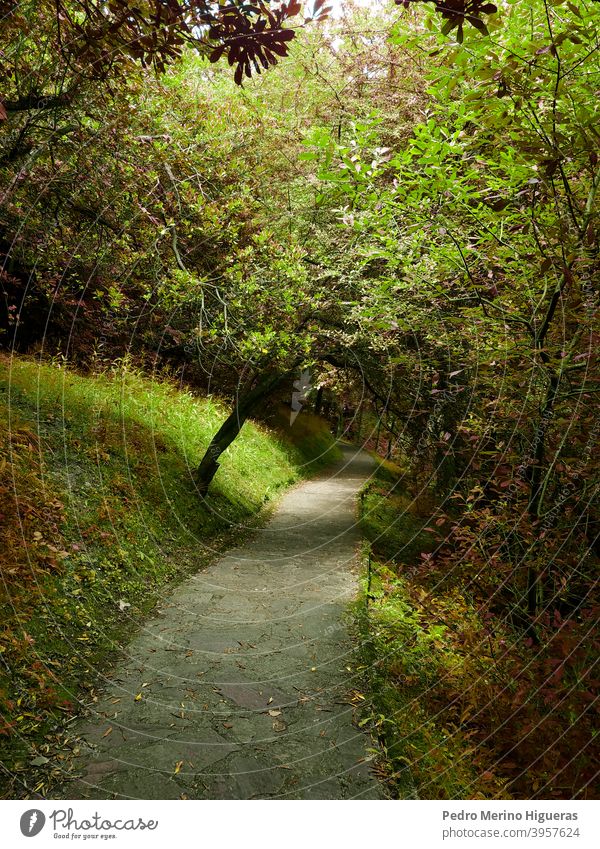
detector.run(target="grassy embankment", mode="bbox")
[0,355,338,796]
[355,459,510,800]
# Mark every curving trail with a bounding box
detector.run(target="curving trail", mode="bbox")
[61,444,382,799]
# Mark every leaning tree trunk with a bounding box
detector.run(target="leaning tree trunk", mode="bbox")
[196,370,291,496]
[313,385,323,416]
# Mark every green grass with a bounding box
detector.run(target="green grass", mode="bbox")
[0,355,339,796]
[358,453,439,571]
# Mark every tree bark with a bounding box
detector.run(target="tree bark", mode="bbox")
[356,400,363,445]
[195,369,292,496]
[2,92,75,114]
[314,385,323,416]
[375,414,382,454]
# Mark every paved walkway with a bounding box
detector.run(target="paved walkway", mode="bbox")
[60,444,381,799]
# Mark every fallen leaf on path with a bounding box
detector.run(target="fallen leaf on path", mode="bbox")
[350,691,366,702]
[101,727,113,738]
[173,761,183,774]
[268,709,281,717]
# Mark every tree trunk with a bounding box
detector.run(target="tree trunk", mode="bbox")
[196,370,290,496]
[314,385,323,416]
[386,416,396,459]
[336,406,344,438]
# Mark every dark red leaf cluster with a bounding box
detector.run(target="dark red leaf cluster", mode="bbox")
[208,2,301,85]
[208,2,331,84]
[396,0,498,41]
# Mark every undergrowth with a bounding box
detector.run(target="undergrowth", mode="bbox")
[0,354,339,797]
[355,459,597,800]
[355,460,510,800]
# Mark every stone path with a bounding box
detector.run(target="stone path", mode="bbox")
[60,444,382,799]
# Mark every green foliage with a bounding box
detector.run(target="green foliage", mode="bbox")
[360,484,437,568]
